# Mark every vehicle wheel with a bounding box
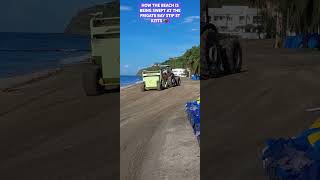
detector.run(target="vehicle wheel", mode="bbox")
[208,44,223,76]
[175,77,181,86]
[234,41,242,73]
[222,39,242,74]
[167,78,172,88]
[161,80,166,89]
[141,83,145,91]
[82,65,103,96]
[201,28,221,78]
[171,77,177,86]
[157,81,163,90]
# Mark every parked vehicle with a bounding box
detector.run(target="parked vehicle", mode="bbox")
[172,68,188,77]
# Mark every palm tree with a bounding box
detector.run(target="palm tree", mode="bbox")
[287,0,320,34]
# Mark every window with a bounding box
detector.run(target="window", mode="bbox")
[214,16,219,21]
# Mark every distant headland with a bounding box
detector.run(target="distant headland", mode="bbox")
[64,1,119,35]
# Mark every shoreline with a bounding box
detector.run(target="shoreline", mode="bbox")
[120,81,143,90]
[0,68,62,92]
[0,54,90,92]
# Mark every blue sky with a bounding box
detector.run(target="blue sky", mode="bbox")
[120,0,200,75]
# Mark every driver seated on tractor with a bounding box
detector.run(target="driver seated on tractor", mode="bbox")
[168,70,178,86]
[162,70,168,80]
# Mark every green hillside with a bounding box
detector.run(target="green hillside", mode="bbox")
[137,45,200,76]
[64,1,119,35]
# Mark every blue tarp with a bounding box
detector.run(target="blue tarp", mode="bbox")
[191,74,200,80]
[284,35,304,48]
[185,99,200,144]
[307,34,320,49]
[262,126,320,179]
[284,34,320,49]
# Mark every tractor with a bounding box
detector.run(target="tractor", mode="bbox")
[141,65,180,91]
[82,13,120,96]
[200,0,242,79]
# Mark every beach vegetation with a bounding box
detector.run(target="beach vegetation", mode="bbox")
[137,45,200,75]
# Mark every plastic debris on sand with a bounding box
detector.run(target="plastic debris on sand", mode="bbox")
[185,97,200,144]
[262,118,320,179]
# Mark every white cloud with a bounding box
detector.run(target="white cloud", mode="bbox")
[183,16,200,23]
[120,5,132,11]
[123,64,130,68]
[191,28,199,31]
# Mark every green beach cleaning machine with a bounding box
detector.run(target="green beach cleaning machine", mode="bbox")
[141,65,180,91]
[82,13,120,96]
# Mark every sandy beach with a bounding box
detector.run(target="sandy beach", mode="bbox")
[120,78,200,180]
[201,40,320,180]
[0,62,119,179]
[0,59,200,179]
[5,39,319,180]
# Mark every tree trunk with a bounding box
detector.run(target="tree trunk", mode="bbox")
[286,8,290,36]
[275,11,283,48]
[257,7,261,39]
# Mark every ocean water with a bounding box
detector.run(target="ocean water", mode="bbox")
[120,75,142,87]
[0,32,90,78]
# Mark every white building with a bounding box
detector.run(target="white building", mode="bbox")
[172,68,188,77]
[209,6,264,39]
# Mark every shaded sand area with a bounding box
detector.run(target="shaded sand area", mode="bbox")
[0,62,119,179]
[201,39,320,180]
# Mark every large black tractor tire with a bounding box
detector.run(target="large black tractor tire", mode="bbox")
[200,23,218,35]
[175,77,181,86]
[234,41,243,73]
[170,76,178,87]
[222,39,242,74]
[82,65,103,96]
[166,78,173,88]
[201,27,222,79]
[209,44,224,77]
